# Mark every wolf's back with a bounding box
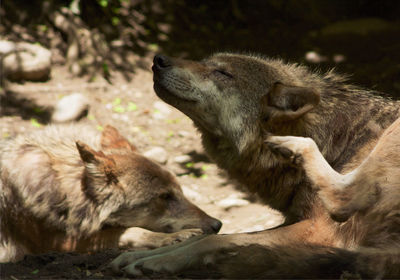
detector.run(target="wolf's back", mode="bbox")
[0,124,100,159]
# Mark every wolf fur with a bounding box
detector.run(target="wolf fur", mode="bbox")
[110,53,400,278]
[214,118,400,278]
[0,124,221,262]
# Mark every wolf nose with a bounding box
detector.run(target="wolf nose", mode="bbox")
[153,54,172,69]
[202,217,222,234]
[211,219,223,233]
[206,218,222,233]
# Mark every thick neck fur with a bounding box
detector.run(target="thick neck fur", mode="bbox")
[200,128,314,224]
[198,76,400,223]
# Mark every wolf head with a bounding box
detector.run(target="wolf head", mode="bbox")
[152,53,320,154]
[76,125,221,234]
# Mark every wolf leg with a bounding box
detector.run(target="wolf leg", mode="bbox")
[118,227,203,249]
[110,218,335,277]
[267,136,380,222]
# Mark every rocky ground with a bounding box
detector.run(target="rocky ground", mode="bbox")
[0,56,283,279]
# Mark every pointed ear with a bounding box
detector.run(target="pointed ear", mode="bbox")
[76,141,117,183]
[76,141,120,202]
[262,83,320,122]
[76,141,110,165]
[100,125,137,152]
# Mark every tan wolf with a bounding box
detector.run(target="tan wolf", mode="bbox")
[0,124,221,263]
[111,53,400,278]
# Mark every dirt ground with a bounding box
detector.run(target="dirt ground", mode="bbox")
[0,55,283,279]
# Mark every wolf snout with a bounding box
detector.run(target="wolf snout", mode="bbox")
[153,54,172,71]
[203,218,222,234]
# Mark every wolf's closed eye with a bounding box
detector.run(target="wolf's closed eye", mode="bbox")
[213,69,234,79]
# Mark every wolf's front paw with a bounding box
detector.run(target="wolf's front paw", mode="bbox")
[110,250,152,275]
[118,227,204,250]
[111,234,209,276]
[111,243,196,277]
[266,136,316,165]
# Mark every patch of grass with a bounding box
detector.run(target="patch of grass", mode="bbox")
[30,118,41,128]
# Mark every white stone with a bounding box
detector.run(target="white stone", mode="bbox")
[178,130,190,137]
[333,54,346,63]
[181,185,203,203]
[216,195,249,209]
[305,51,328,64]
[51,93,89,123]
[174,155,191,163]
[1,40,52,81]
[0,41,15,53]
[143,146,168,164]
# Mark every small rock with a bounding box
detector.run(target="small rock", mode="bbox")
[0,41,14,53]
[51,93,89,123]
[69,62,82,76]
[0,40,52,81]
[121,115,129,122]
[333,54,346,63]
[174,155,191,163]
[217,195,250,209]
[143,146,168,164]
[305,51,328,64]
[178,130,190,137]
[181,185,204,202]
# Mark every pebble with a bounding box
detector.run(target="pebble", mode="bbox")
[143,146,168,164]
[120,115,129,122]
[305,51,328,63]
[174,154,191,163]
[1,40,52,81]
[333,54,346,63]
[181,185,204,203]
[216,194,250,209]
[51,93,89,123]
[178,130,190,137]
[0,40,14,53]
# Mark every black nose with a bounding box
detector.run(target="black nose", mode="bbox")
[202,217,222,234]
[210,219,222,233]
[153,54,172,69]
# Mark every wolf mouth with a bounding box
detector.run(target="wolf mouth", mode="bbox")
[153,78,197,104]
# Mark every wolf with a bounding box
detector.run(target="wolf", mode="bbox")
[111,53,400,278]
[0,124,221,263]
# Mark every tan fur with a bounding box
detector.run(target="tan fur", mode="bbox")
[267,129,397,223]
[111,53,400,278]
[0,124,221,262]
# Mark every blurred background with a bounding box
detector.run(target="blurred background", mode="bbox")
[2,0,400,97]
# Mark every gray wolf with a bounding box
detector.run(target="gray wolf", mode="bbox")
[111,53,400,278]
[0,124,221,263]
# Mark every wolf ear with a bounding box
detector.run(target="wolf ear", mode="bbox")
[76,141,118,185]
[262,83,320,122]
[100,125,137,152]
